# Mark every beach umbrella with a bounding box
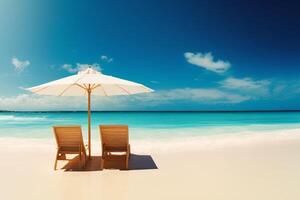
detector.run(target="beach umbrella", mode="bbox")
[26,67,153,158]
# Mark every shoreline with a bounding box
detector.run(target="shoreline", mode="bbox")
[1,127,300,154]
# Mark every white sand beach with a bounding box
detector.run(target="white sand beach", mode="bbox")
[1,129,300,200]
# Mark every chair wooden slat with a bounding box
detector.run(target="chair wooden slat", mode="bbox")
[99,125,131,169]
[53,126,87,170]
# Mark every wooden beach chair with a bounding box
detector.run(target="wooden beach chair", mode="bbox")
[53,126,87,170]
[99,125,131,170]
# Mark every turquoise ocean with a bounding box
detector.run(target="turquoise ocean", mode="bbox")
[1,111,300,140]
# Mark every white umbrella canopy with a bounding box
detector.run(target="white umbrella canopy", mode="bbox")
[26,67,153,158]
[27,67,153,96]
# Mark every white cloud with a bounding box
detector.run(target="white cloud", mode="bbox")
[220,77,270,90]
[138,88,250,105]
[0,94,128,111]
[184,52,230,73]
[62,63,102,73]
[12,57,30,73]
[0,88,250,111]
[76,63,102,71]
[62,64,77,73]
[267,80,300,100]
[100,55,113,63]
[219,77,271,97]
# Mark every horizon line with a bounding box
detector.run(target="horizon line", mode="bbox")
[1,109,300,113]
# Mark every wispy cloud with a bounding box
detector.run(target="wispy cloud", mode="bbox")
[272,85,286,94]
[62,63,102,73]
[12,57,30,73]
[138,88,250,105]
[76,63,101,71]
[220,77,270,90]
[0,87,250,111]
[219,77,271,97]
[100,55,113,63]
[184,52,230,73]
[275,80,300,97]
[62,64,76,73]
[0,94,128,111]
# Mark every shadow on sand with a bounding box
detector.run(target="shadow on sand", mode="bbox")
[62,154,158,172]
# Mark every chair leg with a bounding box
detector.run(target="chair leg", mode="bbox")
[125,156,129,170]
[79,146,86,169]
[128,145,131,158]
[83,151,86,168]
[125,151,129,170]
[126,145,130,169]
[100,150,106,170]
[101,157,104,170]
[54,150,59,170]
[79,150,83,169]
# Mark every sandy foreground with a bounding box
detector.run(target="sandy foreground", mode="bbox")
[1,131,300,200]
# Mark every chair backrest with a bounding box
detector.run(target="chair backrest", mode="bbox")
[100,125,129,147]
[53,126,84,147]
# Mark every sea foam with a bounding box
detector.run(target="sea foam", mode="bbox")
[0,115,47,122]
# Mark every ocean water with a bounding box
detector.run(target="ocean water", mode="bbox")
[1,111,300,141]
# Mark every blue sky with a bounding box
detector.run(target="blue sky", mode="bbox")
[1,0,300,111]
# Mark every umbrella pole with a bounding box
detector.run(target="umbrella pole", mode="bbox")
[88,88,91,159]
